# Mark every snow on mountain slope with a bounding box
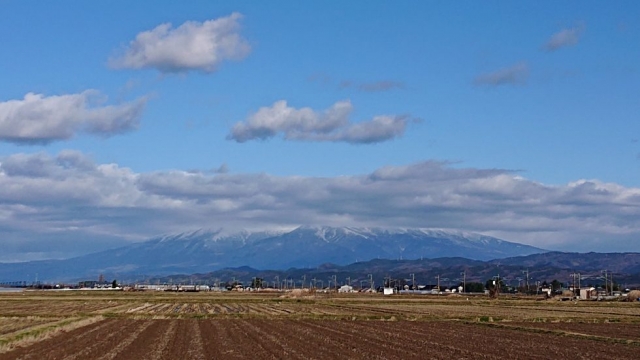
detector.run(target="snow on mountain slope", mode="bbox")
[0,226,545,281]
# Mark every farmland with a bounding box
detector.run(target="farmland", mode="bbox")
[0,291,639,359]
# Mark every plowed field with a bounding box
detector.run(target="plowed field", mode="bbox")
[1,318,639,360]
[1,291,638,359]
[508,321,640,341]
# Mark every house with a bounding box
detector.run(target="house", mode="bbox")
[338,285,354,293]
[579,287,597,300]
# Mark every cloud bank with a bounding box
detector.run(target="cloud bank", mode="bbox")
[228,100,409,144]
[474,62,529,86]
[0,91,147,144]
[1,151,639,260]
[109,13,250,73]
[544,25,585,52]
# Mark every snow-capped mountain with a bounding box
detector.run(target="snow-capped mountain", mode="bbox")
[0,226,545,281]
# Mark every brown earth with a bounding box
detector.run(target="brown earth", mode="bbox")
[1,319,639,360]
[509,321,640,341]
[1,292,639,359]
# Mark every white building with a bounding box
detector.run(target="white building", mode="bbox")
[338,285,354,293]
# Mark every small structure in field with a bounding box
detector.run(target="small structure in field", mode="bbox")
[579,287,597,300]
[338,285,354,293]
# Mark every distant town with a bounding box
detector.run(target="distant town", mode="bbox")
[3,270,639,302]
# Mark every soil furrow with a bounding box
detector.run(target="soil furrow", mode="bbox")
[347,321,502,359]
[60,320,148,360]
[205,319,254,359]
[93,320,154,360]
[185,320,205,360]
[197,320,228,359]
[251,320,365,359]
[236,319,309,359]
[295,320,413,358]
[0,319,115,360]
[106,320,176,360]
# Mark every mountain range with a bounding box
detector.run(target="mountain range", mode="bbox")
[0,226,544,282]
[146,252,640,289]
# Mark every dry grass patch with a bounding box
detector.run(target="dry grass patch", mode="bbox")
[0,316,103,353]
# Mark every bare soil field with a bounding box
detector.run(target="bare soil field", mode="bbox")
[1,319,639,360]
[507,321,640,341]
[0,317,62,336]
[0,291,638,359]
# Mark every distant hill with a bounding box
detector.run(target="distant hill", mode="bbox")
[147,252,640,289]
[0,226,544,282]
[489,252,640,274]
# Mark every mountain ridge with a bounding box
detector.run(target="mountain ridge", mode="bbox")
[0,226,545,282]
[145,252,640,289]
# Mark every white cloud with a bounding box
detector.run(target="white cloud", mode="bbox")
[109,13,250,73]
[0,91,147,144]
[1,152,640,259]
[228,100,409,144]
[474,62,529,86]
[544,25,585,52]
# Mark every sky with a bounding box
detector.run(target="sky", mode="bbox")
[0,1,639,261]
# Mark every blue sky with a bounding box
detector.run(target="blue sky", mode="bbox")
[0,1,639,260]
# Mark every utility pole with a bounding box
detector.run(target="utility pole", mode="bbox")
[333,275,337,292]
[346,276,351,287]
[461,271,466,293]
[601,270,608,296]
[522,269,530,294]
[368,274,373,292]
[610,272,614,295]
[410,273,415,291]
[570,272,582,297]
[435,275,440,294]
[301,275,306,289]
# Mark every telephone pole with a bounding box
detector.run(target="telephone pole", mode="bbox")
[460,271,466,293]
[570,272,582,297]
[522,269,530,294]
[610,272,614,295]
